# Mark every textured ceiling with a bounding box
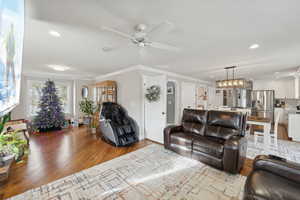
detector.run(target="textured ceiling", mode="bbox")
[24,0,300,80]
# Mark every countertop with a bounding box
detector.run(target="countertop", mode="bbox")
[288,111,300,115]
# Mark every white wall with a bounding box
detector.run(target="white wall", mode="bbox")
[11,76,27,120]
[166,75,209,122]
[74,79,94,119]
[253,78,295,99]
[11,75,93,120]
[96,70,144,139]
[95,66,210,140]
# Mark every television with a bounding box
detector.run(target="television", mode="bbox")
[0,0,24,117]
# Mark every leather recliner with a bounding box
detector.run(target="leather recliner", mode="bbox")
[99,102,138,146]
[243,155,300,200]
[164,109,247,174]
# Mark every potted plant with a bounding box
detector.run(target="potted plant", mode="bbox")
[79,98,94,125]
[90,118,97,134]
[0,113,11,134]
[0,131,29,166]
[79,98,100,133]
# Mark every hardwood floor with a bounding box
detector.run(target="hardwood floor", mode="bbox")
[0,127,152,199]
[250,124,289,140]
[0,126,257,199]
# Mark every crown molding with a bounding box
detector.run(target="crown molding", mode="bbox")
[23,65,212,85]
[138,65,210,84]
[22,71,94,80]
[94,65,140,80]
[95,64,211,85]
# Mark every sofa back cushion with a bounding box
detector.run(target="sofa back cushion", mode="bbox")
[205,111,243,140]
[182,109,207,136]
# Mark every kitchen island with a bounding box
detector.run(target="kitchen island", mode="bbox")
[208,106,252,115]
[288,112,300,142]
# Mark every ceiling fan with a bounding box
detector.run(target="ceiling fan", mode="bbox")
[101,22,181,53]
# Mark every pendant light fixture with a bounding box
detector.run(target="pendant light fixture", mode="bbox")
[216,66,252,89]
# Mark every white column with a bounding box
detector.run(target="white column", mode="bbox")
[295,75,299,99]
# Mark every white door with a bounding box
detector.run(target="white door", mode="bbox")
[181,82,196,110]
[144,75,167,143]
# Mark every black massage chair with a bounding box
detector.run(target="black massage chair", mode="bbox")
[99,102,139,146]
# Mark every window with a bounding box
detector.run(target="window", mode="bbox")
[27,79,72,117]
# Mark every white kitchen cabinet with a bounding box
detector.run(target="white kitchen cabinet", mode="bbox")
[288,113,300,142]
[253,79,294,99]
[283,110,289,125]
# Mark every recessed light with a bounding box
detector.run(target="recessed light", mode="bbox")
[48,65,70,71]
[49,30,61,37]
[249,44,260,49]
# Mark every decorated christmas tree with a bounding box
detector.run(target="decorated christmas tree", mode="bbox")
[33,80,65,132]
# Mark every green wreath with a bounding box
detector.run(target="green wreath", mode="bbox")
[145,85,161,102]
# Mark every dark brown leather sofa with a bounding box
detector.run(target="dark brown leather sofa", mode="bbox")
[164,109,247,174]
[243,155,300,200]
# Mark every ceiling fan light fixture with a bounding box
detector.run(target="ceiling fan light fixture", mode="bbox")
[135,24,147,32]
[102,23,181,53]
[138,42,145,47]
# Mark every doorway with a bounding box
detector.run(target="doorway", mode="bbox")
[166,81,176,124]
[143,75,167,144]
[181,82,196,111]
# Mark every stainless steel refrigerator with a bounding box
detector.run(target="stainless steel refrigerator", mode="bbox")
[251,90,275,122]
[223,88,252,108]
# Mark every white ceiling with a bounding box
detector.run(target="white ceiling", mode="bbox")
[24,0,300,80]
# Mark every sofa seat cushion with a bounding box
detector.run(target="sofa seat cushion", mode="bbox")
[170,132,194,149]
[192,136,224,159]
[244,170,300,200]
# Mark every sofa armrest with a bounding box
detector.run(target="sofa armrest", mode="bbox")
[253,155,300,184]
[223,136,247,174]
[163,125,183,149]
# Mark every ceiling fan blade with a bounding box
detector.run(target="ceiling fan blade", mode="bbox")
[147,21,173,35]
[149,41,181,52]
[102,26,134,40]
[102,46,116,52]
[102,43,132,52]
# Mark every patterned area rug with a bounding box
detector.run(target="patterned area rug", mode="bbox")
[246,135,300,163]
[8,144,246,200]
